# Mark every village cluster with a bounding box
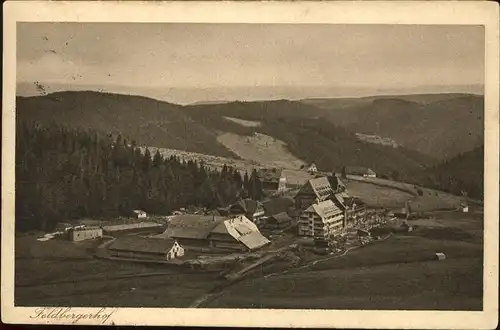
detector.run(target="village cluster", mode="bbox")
[39,164,415,273]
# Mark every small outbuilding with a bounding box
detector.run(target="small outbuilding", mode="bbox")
[306,162,318,174]
[68,227,103,242]
[265,212,292,230]
[435,252,446,261]
[132,210,148,219]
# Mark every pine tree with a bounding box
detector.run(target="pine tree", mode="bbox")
[15,121,247,232]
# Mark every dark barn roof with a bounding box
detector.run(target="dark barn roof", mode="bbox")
[269,212,292,224]
[109,236,179,254]
[262,197,294,216]
[165,215,227,239]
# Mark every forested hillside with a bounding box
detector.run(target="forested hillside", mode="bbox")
[302,94,484,160]
[185,103,436,177]
[16,91,236,158]
[258,117,435,176]
[15,122,265,232]
[407,145,484,200]
[17,92,436,179]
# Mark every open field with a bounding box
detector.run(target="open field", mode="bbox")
[204,210,483,310]
[345,181,414,209]
[15,234,224,307]
[217,132,306,170]
[355,133,399,148]
[145,146,314,186]
[345,176,466,211]
[346,175,419,195]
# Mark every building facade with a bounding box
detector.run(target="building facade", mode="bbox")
[298,200,345,240]
[343,197,367,228]
[68,227,103,241]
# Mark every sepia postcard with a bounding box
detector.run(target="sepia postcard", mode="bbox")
[2,1,499,328]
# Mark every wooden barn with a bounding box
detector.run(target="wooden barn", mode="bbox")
[264,212,293,230]
[108,236,184,261]
[159,215,271,251]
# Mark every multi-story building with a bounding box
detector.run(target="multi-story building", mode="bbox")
[343,196,367,228]
[294,176,334,210]
[298,199,345,240]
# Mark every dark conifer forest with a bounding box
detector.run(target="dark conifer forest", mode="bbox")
[15,121,263,232]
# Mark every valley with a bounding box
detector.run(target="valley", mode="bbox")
[15,90,484,199]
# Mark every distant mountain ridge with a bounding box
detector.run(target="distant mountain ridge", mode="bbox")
[16,81,484,105]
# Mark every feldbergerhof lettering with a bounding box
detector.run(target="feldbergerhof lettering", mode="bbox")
[30,307,117,324]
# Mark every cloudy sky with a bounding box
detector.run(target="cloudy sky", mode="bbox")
[17,23,484,103]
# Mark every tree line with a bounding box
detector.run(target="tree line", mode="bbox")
[15,121,264,232]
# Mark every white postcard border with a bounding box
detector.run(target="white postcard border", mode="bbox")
[2,1,499,328]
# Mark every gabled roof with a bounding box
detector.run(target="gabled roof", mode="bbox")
[210,215,270,250]
[262,197,294,216]
[238,231,271,250]
[109,236,179,254]
[305,200,343,219]
[165,215,227,239]
[270,212,292,224]
[299,176,334,200]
